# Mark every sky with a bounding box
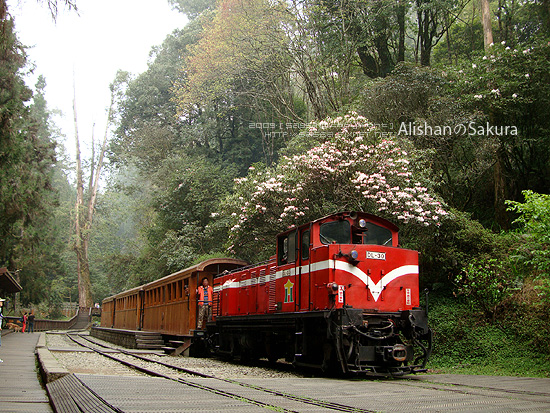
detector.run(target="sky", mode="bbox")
[7,0,187,156]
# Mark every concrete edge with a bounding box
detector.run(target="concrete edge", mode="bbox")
[36,346,70,383]
[36,332,46,348]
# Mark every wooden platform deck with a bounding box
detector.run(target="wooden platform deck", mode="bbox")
[0,331,52,412]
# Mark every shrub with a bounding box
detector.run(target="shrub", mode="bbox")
[454,258,521,321]
[506,190,550,302]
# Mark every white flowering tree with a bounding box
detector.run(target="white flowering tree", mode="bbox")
[223,113,448,259]
[451,40,550,227]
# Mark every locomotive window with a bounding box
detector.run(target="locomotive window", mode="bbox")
[301,230,310,260]
[361,222,393,246]
[320,220,351,244]
[278,231,297,265]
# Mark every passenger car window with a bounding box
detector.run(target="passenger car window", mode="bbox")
[320,220,351,244]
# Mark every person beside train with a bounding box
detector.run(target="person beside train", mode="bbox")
[0,298,5,362]
[196,277,213,329]
[27,311,35,333]
[22,312,27,333]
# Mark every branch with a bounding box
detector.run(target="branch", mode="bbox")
[87,123,95,198]
[87,89,114,225]
[73,75,84,246]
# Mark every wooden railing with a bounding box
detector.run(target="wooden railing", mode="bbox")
[3,308,83,332]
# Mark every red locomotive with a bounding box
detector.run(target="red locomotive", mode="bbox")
[210,211,432,375]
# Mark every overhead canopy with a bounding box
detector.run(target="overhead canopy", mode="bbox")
[0,267,22,294]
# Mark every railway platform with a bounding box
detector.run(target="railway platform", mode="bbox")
[4,329,550,412]
[44,373,550,412]
[0,331,52,412]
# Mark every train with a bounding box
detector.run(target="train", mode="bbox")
[101,211,432,375]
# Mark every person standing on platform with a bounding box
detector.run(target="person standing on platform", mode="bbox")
[196,277,213,329]
[0,298,5,362]
[22,312,27,333]
[27,311,35,333]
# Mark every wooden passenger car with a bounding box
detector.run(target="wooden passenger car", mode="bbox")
[101,258,247,336]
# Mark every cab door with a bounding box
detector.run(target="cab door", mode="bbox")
[277,230,298,312]
[298,228,311,310]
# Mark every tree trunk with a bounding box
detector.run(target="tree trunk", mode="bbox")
[417,7,432,66]
[396,1,406,62]
[481,0,493,50]
[493,152,510,229]
[420,38,432,66]
[75,242,93,308]
[73,83,93,308]
[446,21,452,64]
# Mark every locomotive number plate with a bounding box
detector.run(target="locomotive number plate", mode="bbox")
[366,251,386,260]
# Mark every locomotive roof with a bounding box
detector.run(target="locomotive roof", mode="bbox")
[277,211,399,236]
[102,257,248,301]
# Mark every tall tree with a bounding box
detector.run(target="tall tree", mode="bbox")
[481,0,494,50]
[415,0,468,66]
[1,2,55,265]
[72,74,121,307]
[168,0,215,19]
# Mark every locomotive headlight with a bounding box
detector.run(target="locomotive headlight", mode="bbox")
[331,282,338,291]
[392,344,407,362]
[350,250,359,260]
[358,219,367,228]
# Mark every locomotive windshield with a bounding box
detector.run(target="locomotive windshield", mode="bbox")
[320,221,351,244]
[360,222,393,246]
[320,219,393,246]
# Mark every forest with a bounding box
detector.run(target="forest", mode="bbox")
[1,0,549,375]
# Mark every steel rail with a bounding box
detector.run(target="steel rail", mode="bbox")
[66,333,376,413]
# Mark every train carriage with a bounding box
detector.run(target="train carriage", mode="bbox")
[101,258,247,336]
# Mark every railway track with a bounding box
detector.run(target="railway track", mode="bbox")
[51,333,550,412]
[63,332,376,413]
[399,376,550,402]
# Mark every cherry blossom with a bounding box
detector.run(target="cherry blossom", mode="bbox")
[223,113,448,253]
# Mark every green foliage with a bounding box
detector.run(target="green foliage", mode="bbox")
[455,258,520,320]
[111,24,202,171]
[168,0,215,19]
[359,63,497,224]
[429,295,550,377]
[506,190,550,301]
[432,19,484,64]
[450,41,550,217]
[415,209,517,287]
[152,154,238,272]
[47,278,67,319]
[360,63,453,125]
